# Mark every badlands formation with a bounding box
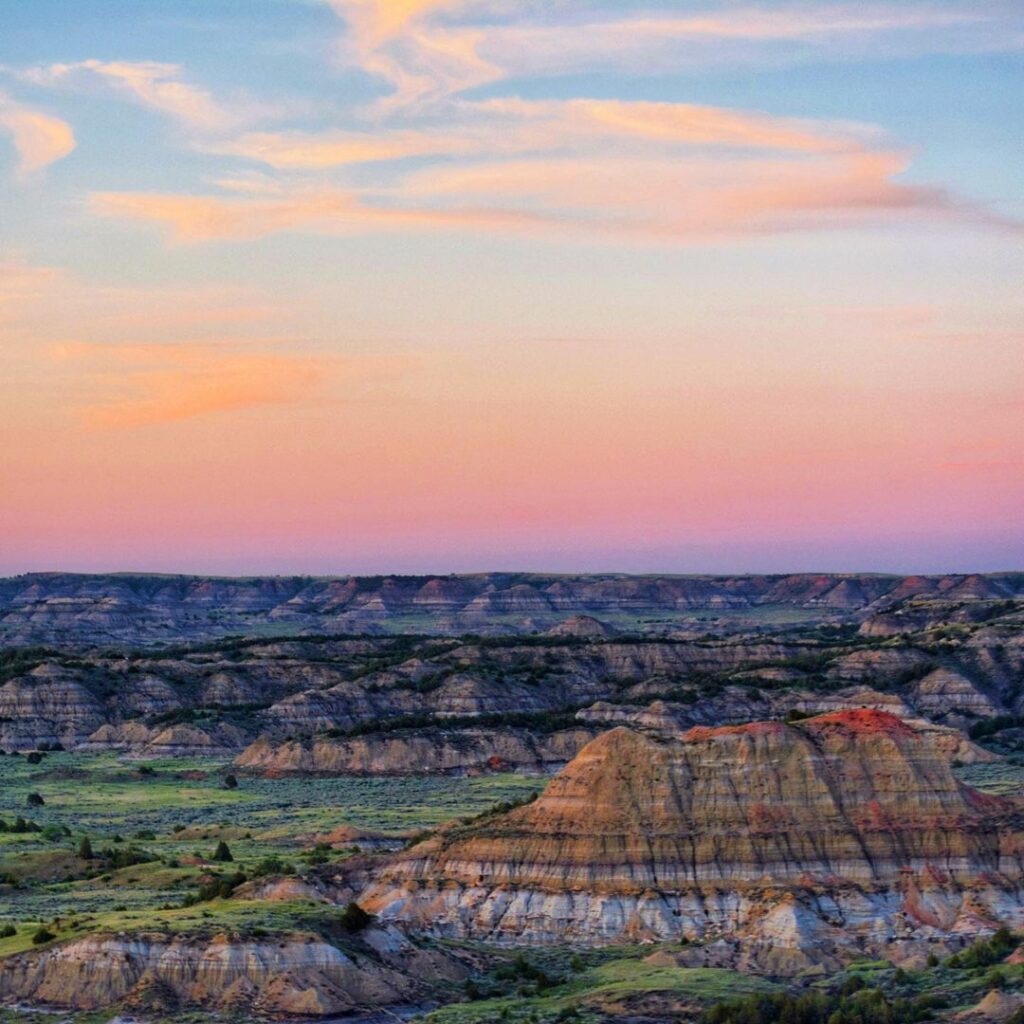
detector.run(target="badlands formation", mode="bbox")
[363,710,1024,969]
[2,573,1024,1019]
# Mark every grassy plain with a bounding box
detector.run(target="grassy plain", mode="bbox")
[0,750,545,951]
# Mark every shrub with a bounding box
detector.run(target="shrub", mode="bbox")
[701,987,941,1024]
[26,793,44,807]
[339,902,374,933]
[182,870,247,906]
[224,774,238,790]
[948,929,1018,970]
[31,928,55,945]
[0,924,16,938]
[252,854,291,877]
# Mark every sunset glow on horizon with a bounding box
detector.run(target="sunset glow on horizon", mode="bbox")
[1,0,1021,575]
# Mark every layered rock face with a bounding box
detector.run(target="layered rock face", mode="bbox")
[362,711,1024,958]
[0,665,106,748]
[0,927,466,1015]
[235,726,597,775]
[3,622,1016,763]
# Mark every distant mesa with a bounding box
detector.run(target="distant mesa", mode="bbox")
[1,571,1021,644]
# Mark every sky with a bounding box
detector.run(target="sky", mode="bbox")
[0,0,1021,576]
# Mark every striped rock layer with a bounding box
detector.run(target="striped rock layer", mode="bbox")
[362,710,1024,959]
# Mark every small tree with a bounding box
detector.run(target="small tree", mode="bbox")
[212,840,233,863]
[339,901,373,933]
[224,774,238,790]
[26,793,44,807]
[78,836,94,860]
[31,927,55,945]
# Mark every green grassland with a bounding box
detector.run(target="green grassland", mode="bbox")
[955,759,1024,795]
[420,940,1024,1024]
[423,957,782,1024]
[0,749,545,949]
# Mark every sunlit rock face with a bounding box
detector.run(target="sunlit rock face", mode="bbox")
[362,711,1024,959]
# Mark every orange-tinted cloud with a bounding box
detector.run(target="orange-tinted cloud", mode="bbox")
[328,0,465,43]
[214,97,859,173]
[98,86,1007,245]
[211,129,454,168]
[324,1,1009,106]
[327,0,500,106]
[408,147,1021,239]
[89,184,548,242]
[55,341,330,428]
[0,93,75,174]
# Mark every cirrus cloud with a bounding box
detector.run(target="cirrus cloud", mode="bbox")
[15,59,266,133]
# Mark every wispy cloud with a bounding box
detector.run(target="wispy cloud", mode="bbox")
[326,0,500,108]
[210,97,862,171]
[0,91,75,175]
[89,184,545,242]
[324,1,1022,105]
[401,148,1003,240]
[54,340,330,428]
[16,60,259,133]
[478,6,1018,79]
[91,93,1019,244]
[13,2,1010,249]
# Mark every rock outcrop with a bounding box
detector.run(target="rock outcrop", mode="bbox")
[545,614,616,638]
[0,927,466,1016]
[235,727,596,775]
[361,710,1024,964]
[0,664,106,749]
[906,668,1003,726]
[82,721,251,758]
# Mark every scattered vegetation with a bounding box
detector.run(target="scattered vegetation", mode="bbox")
[701,986,949,1024]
